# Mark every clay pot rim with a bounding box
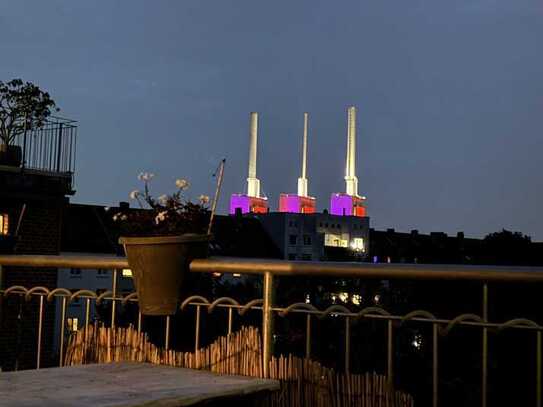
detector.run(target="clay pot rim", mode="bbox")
[119,233,210,245]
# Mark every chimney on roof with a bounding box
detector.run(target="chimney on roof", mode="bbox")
[297,112,309,197]
[246,112,261,198]
[344,106,358,196]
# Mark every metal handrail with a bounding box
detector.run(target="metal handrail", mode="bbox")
[2,254,543,282]
[2,254,543,407]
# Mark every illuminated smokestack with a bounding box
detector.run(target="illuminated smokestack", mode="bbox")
[246,112,261,198]
[297,112,309,197]
[344,106,358,196]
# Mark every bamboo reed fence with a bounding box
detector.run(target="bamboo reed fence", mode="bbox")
[64,324,414,407]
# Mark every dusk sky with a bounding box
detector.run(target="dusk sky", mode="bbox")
[2,1,542,239]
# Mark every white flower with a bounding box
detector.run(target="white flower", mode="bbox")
[129,190,140,200]
[112,213,120,221]
[157,194,169,205]
[199,194,210,204]
[138,172,154,182]
[154,210,168,225]
[175,178,189,190]
[120,214,127,221]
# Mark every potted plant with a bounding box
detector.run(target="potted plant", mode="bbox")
[0,79,58,166]
[114,172,211,316]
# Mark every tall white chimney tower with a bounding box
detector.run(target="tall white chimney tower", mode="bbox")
[297,112,309,197]
[246,112,261,198]
[344,106,358,196]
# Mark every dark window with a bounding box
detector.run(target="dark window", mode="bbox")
[303,235,312,245]
[325,223,329,227]
[97,269,108,277]
[288,254,297,260]
[289,235,297,245]
[288,221,293,227]
[70,268,82,277]
[301,254,312,261]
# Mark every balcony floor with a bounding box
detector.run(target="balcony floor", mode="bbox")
[0,362,279,406]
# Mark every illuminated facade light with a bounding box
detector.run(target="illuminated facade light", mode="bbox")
[338,292,349,303]
[330,193,366,217]
[229,194,268,215]
[279,194,316,214]
[233,273,241,278]
[305,293,311,304]
[374,294,380,304]
[121,269,133,278]
[352,294,362,306]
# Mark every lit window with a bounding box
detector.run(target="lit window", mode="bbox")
[233,273,241,278]
[121,269,133,278]
[350,238,365,252]
[324,234,348,247]
[67,318,79,332]
[0,214,8,235]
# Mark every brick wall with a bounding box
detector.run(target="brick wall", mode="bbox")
[0,197,65,370]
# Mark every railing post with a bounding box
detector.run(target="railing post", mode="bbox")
[482,283,488,407]
[228,308,233,335]
[59,296,67,366]
[387,319,394,390]
[36,295,44,369]
[306,314,311,359]
[194,305,201,353]
[433,322,439,407]
[111,269,118,330]
[165,316,170,351]
[345,316,351,373]
[262,271,274,378]
[56,123,63,172]
[537,331,541,407]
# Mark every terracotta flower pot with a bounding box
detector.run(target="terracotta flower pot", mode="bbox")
[119,233,209,316]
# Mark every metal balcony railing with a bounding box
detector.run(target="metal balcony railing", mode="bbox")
[1,255,543,407]
[10,116,77,184]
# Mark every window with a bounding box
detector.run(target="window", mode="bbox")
[288,254,297,260]
[0,214,8,235]
[289,235,297,245]
[70,268,82,278]
[303,235,312,245]
[301,254,312,261]
[350,238,365,252]
[122,269,133,278]
[67,318,79,332]
[97,269,109,278]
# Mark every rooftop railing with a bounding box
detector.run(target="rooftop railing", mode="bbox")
[1,255,543,407]
[8,116,77,187]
